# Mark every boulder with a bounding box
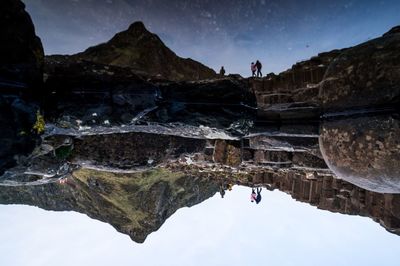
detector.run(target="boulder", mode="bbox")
[319,114,400,193]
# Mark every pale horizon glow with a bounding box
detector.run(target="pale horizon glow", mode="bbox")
[1,186,399,266]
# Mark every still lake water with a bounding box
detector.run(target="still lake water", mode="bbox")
[1,112,400,266]
[1,186,400,266]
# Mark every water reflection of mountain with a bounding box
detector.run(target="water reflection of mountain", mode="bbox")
[0,169,219,243]
[0,113,399,241]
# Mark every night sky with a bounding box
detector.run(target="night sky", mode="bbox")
[24,0,400,76]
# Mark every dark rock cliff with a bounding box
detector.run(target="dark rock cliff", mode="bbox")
[0,0,44,175]
[0,0,44,90]
[43,56,158,124]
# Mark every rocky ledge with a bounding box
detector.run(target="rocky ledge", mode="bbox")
[251,26,400,120]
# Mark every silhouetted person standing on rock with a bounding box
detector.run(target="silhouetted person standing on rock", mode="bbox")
[255,60,262,77]
[219,66,226,76]
[251,62,256,77]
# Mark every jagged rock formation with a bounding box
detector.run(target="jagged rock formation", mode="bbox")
[250,50,342,121]
[0,0,44,90]
[250,25,400,120]
[320,26,400,111]
[0,168,219,243]
[320,114,400,193]
[70,21,216,81]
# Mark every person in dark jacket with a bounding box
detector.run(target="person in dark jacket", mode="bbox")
[219,66,226,76]
[255,187,262,204]
[255,60,262,78]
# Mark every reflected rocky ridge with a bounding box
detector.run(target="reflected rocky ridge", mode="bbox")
[0,169,219,243]
[320,114,400,193]
[1,113,400,241]
[1,0,400,244]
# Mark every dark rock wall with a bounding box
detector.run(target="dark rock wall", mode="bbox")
[0,0,44,89]
[0,0,44,174]
[43,57,158,123]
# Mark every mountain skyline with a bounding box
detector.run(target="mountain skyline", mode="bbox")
[21,0,400,76]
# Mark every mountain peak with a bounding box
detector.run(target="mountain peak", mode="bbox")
[127,21,147,33]
[73,21,217,81]
[383,25,400,37]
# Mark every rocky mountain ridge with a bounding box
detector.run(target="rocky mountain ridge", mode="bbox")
[60,21,217,81]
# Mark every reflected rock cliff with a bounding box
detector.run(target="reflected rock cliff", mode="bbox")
[320,114,400,193]
[0,168,219,243]
[0,115,400,241]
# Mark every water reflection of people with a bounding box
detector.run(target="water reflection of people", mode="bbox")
[219,183,226,198]
[255,187,262,204]
[59,178,68,184]
[251,187,262,204]
[250,188,257,202]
